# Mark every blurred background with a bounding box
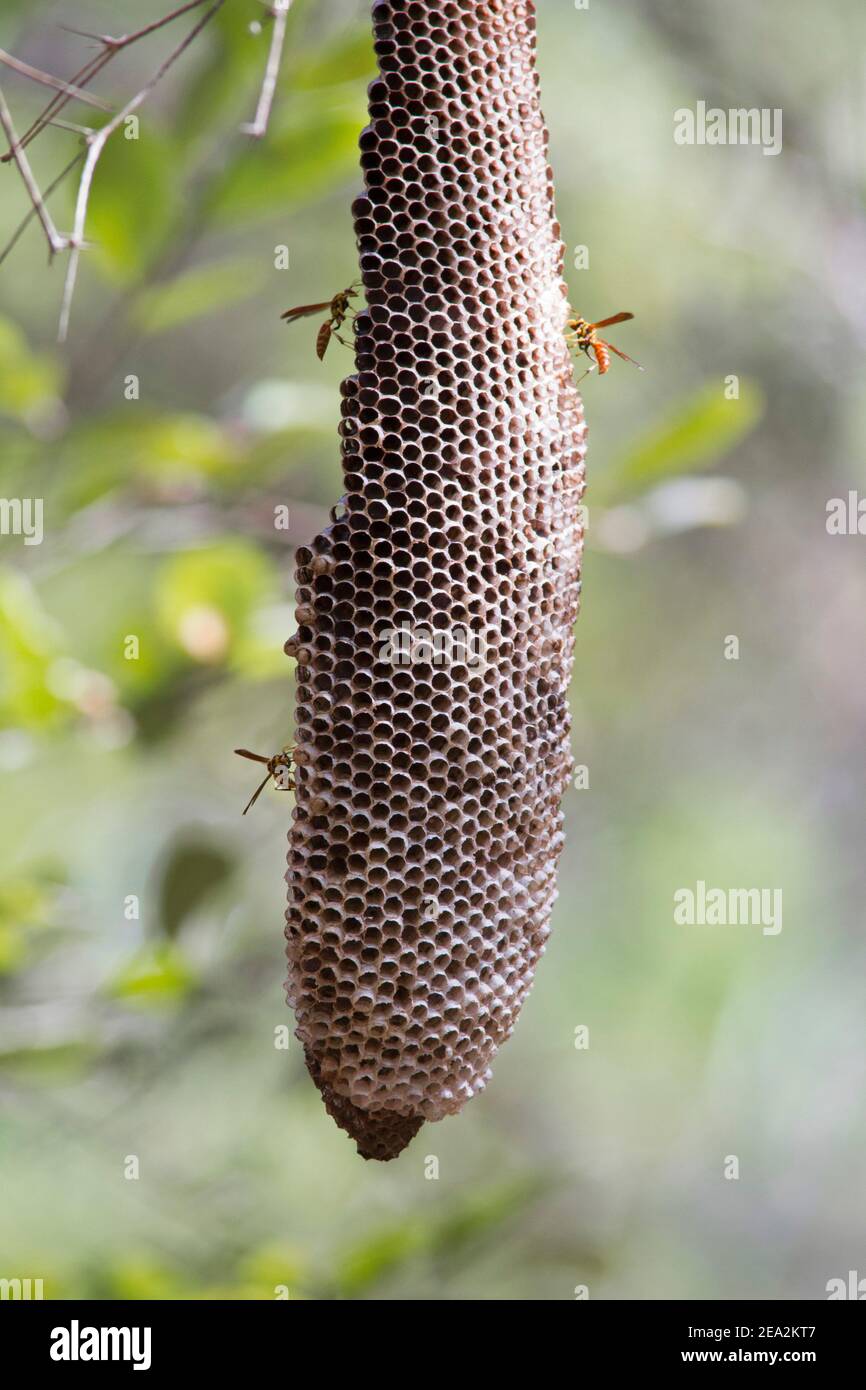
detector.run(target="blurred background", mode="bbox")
[1,0,865,1300]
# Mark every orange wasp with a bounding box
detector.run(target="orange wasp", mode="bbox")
[566,311,645,384]
[280,282,360,360]
[234,747,295,815]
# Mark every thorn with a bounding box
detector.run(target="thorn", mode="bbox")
[59,25,107,43]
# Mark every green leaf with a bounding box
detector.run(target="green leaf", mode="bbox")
[136,415,241,484]
[0,567,68,728]
[103,1257,193,1301]
[293,27,376,90]
[214,0,277,51]
[86,127,177,280]
[208,104,362,224]
[0,317,63,428]
[154,539,275,666]
[174,17,261,154]
[596,380,764,506]
[236,1243,307,1294]
[177,8,368,153]
[432,1179,540,1254]
[0,877,55,973]
[106,943,195,1006]
[175,56,240,154]
[132,258,267,335]
[336,1178,545,1295]
[56,414,242,511]
[337,1220,430,1295]
[0,1042,97,1078]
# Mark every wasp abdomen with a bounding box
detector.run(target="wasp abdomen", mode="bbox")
[316,322,332,360]
[593,341,610,374]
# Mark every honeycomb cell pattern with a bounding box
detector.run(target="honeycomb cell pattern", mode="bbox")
[284,0,586,1160]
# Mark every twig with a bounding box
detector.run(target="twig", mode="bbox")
[5,52,112,161]
[65,0,212,50]
[58,25,118,45]
[1,1,211,164]
[1,51,112,163]
[0,48,113,110]
[241,0,293,139]
[0,152,83,269]
[0,83,70,258]
[46,117,96,138]
[58,0,225,343]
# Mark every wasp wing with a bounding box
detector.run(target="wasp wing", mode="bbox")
[607,342,645,370]
[591,312,634,329]
[281,302,332,322]
[235,748,270,765]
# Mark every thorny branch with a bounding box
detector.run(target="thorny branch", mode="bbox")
[0,0,292,342]
[58,0,226,342]
[0,152,83,270]
[0,3,215,295]
[0,83,71,258]
[0,1,225,342]
[241,0,293,139]
[0,0,237,340]
[3,1,213,162]
[63,0,213,50]
[0,49,113,112]
[1,49,115,165]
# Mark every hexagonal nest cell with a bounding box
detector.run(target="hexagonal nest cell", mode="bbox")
[284,0,586,1160]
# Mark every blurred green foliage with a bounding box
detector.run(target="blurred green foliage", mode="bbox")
[0,875,56,974]
[0,567,68,727]
[0,317,63,425]
[597,380,765,505]
[0,0,864,1303]
[89,131,178,280]
[132,258,268,335]
[106,943,197,1007]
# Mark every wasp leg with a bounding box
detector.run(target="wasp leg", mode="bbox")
[575,363,597,385]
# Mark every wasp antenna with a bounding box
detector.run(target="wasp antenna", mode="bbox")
[242,770,273,815]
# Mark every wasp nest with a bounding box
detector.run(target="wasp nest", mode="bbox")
[285,0,586,1160]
